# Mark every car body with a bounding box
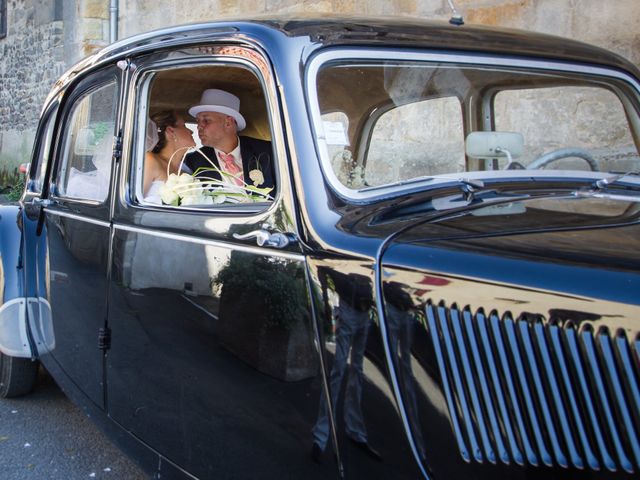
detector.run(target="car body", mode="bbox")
[1,16,639,479]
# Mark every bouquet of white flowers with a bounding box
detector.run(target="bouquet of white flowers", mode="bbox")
[160,147,273,206]
[159,173,214,206]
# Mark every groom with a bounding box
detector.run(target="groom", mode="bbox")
[183,89,275,191]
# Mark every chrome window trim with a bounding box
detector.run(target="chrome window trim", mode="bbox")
[121,49,284,215]
[28,102,59,194]
[305,48,640,204]
[113,223,305,262]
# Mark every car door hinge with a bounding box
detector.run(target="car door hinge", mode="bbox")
[98,326,112,351]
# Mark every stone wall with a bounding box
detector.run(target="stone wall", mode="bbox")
[0,0,109,177]
[0,0,66,172]
[1,0,639,181]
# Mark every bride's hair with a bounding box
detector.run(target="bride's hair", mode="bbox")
[150,110,179,153]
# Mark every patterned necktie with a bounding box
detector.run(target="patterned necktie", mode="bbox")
[218,152,243,186]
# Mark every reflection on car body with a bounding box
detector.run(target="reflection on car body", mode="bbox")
[0,16,639,480]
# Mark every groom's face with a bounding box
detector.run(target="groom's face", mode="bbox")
[196,111,234,148]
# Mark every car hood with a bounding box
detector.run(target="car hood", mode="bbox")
[393,193,638,262]
[379,193,640,304]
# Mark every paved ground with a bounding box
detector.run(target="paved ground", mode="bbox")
[0,367,148,480]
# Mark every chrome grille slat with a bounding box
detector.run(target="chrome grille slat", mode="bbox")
[531,322,574,467]
[476,310,524,465]
[463,308,511,464]
[425,303,639,473]
[617,335,640,469]
[425,303,471,462]
[597,332,638,472]
[549,324,599,470]
[450,307,496,463]
[489,312,539,466]
[436,304,484,462]
[565,328,617,471]
[518,321,567,467]
[582,330,633,472]
[503,317,554,466]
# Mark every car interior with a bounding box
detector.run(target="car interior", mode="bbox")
[136,60,275,206]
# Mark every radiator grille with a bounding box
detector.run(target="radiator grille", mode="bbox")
[425,302,640,473]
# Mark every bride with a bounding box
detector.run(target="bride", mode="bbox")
[144,110,196,203]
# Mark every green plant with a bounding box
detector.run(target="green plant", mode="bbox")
[6,176,25,201]
[0,167,24,202]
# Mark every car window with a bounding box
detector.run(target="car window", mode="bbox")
[56,81,117,202]
[494,86,636,170]
[29,105,58,193]
[312,56,640,196]
[366,97,465,186]
[133,53,277,208]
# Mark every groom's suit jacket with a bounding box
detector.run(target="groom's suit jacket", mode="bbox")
[184,137,275,190]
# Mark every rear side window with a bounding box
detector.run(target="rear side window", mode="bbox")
[56,81,117,202]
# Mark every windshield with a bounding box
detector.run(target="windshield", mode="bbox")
[311,53,640,195]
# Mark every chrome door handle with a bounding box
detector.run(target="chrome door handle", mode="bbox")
[32,197,54,207]
[233,229,294,248]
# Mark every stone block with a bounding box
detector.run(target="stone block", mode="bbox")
[83,0,109,19]
[80,18,107,41]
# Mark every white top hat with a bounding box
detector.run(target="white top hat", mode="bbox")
[188,89,246,131]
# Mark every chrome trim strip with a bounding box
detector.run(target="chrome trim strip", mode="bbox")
[43,209,111,228]
[598,333,639,471]
[549,324,597,470]
[450,307,495,463]
[519,321,567,467]
[113,224,305,262]
[566,328,617,471]
[305,47,640,204]
[437,304,482,463]
[583,330,633,472]
[463,308,510,464]
[303,264,344,475]
[180,294,219,322]
[489,312,538,466]
[476,310,522,465]
[373,261,429,479]
[425,304,471,463]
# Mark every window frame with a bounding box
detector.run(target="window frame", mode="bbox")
[28,103,59,194]
[51,68,120,205]
[125,48,281,213]
[305,47,640,204]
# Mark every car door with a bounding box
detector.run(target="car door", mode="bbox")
[106,46,333,479]
[35,66,121,409]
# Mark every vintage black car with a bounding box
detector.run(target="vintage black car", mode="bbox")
[1,16,639,480]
